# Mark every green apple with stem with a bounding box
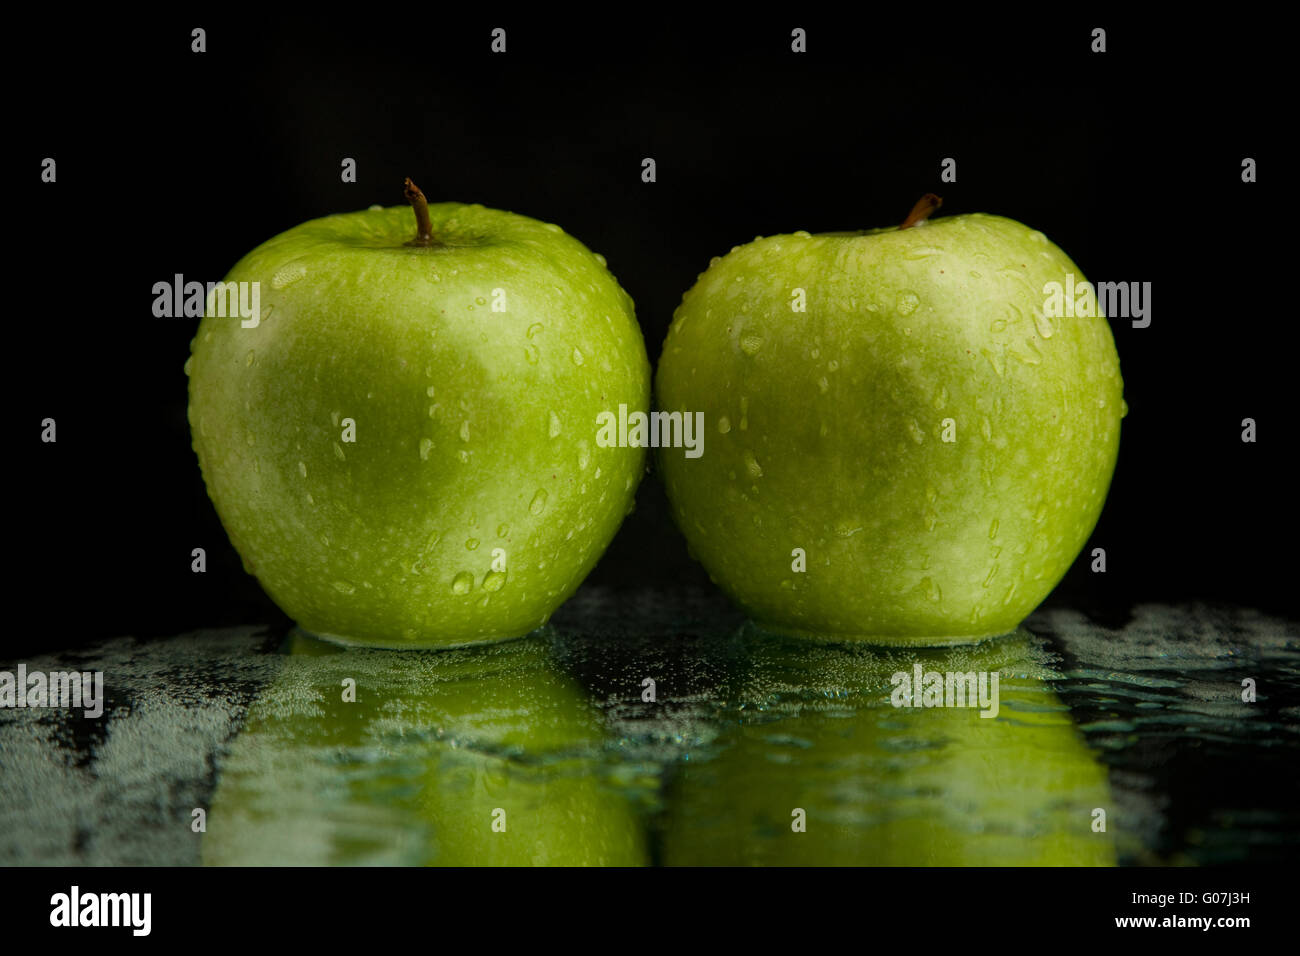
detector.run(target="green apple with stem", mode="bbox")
[204,631,648,865]
[656,196,1124,644]
[188,180,650,648]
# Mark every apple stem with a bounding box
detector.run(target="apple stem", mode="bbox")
[404,177,439,247]
[900,194,943,230]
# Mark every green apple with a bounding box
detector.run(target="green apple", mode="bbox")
[204,631,648,865]
[656,198,1124,644]
[188,181,650,647]
[661,628,1116,865]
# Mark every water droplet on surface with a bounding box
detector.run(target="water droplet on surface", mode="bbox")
[577,440,591,470]
[527,323,544,339]
[482,570,506,592]
[297,461,307,478]
[982,348,1005,378]
[908,419,925,444]
[245,349,256,367]
[571,347,585,366]
[903,246,942,260]
[981,417,992,441]
[740,333,764,355]
[920,577,942,602]
[717,415,731,434]
[932,386,948,410]
[452,572,473,594]
[332,580,356,595]
[524,344,539,364]
[183,356,193,376]
[743,451,763,478]
[989,517,1000,539]
[529,489,549,515]
[818,376,830,394]
[426,385,436,397]
[334,442,346,460]
[475,296,486,306]
[897,291,920,316]
[419,438,433,460]
[984,564,999,587]
[834,519,863,538]
[1120,398,1129,418]
[548,411,562,438]
[459,421,471,442]
[466,537,480,551]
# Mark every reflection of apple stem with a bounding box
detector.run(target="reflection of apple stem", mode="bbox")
[403,176,439,247]
[900,193,943,230]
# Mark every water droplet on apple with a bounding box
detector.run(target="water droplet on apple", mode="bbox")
[459,421,471,442]
[577,440,591,470]
[817,377,830,394]
[183,356,193,376]
[989,517,1000,539]
[452,572,474,594]
[482,570,507,592]
[419,438,433,460]
[908,419,925,444]
[1032,309,1054,339]
[524,344,539,363]
[332,580,356,595]
[897,291,920,316]
[245,349,256,367]
[981,347,1005,378]
[1120,398,1129,418]
[739,333,764,355]
[548,411,562,437]
[297,461,307,478]
[980,417,992,441]
[334,442,346,461]
[496,523,509,538]
[527,489,549,516]
[526,323,544,339]
[270,262,307,290]
[571,347,585,366]
[466,537,480,551]
[834,519,862,537]
[903,246,942,260]
[743,451,763,478]
[717,415,731,434]
[793,230,812,239]
[475,296,486,306]
[984,564,998,588]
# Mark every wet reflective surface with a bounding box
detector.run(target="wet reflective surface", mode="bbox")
[1,590,1295,865]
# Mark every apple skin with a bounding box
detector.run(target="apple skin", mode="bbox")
[661,629,1116,865]
[203,632,648,866]
[656,213,1124,644]
[188,202,650,648]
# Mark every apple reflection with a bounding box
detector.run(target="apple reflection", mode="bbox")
[204,630,647,866]
[661,626,1116,865]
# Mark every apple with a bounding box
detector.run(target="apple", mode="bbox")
[661,628,1117,865]
[204,631,648,865]
[655,196,1124,644]
[188,181,650,648]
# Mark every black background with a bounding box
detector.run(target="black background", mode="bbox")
[14,13,1291,654]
